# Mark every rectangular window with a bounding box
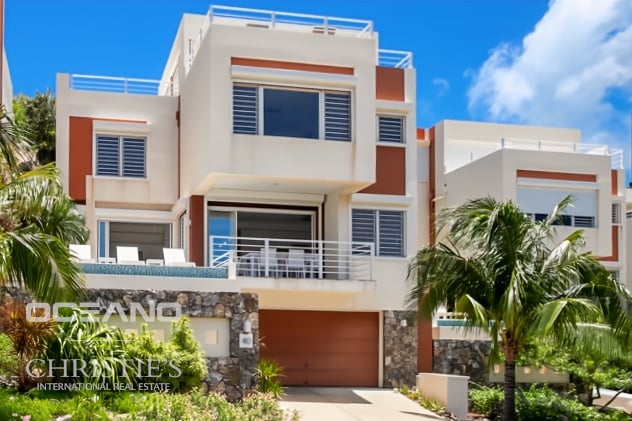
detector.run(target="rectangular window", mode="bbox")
[378,116,404,143]
[324,92,351,141]
[263,88,319,139]
[612,203,621,225]
[97,221,171,260]
[95,135,146,178]
[351,209,405,257]
[233,84,351,141]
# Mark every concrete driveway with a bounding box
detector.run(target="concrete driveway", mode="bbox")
[280,387,443,421]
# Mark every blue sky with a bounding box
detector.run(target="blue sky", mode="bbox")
[6,0,632,177]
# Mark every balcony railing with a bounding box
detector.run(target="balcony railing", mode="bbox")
[70,74,177,96]
[208,235,374,281]
[377,49,413,69]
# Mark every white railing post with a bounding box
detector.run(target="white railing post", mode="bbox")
[263,238,269,277]
[318,240,324,279]
[123,78,128,94]
[324,16,329,33]
[271,11,276,28]
[369,243,374,281]
[209,236,214,267]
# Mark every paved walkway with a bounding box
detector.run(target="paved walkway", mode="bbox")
[280,387,443,421]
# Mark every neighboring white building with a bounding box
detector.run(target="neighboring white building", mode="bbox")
[56,5,426,388]
[422,119,627,289]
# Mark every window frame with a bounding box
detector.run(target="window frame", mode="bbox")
[377,114,406,145]
[93,133,148,179]
[351,208,406,258]
[233,82,352,142]
[97,219,173,259]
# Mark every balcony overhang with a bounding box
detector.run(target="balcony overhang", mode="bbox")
[193,173,372,196]
[238,277,376,293]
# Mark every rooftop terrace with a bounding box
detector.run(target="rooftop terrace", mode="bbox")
[66,5,413,96]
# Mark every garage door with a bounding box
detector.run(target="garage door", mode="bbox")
[259,310,379,387]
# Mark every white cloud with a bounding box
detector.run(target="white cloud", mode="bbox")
[432,77,450,97]
[468,0,632,161]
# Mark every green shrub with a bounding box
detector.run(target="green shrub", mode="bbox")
[517,385,607,420]
[469,385,504,419]
[169,317,208,391]
[68,392,110,421]
[0,333,17,376]
[44,307,135,387]
[0,388,68,421]
[237,392,299,420]
[0,388,297,421]
[400,387,445,414]
[124,317,207,392]
[256,359,284,399]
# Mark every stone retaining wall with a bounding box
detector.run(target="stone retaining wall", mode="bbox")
[383,310,417,387]
[433,339,491,384]
[3,287,258,401]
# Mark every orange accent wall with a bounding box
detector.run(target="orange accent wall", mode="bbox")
[359,146,406,195]
[416,128,425,140]
[376,67,405,101]
[188,195,205,267]
[611,170,618,196]
[231,57,354,75]
[418,126,436,373]
[516,169,597,182]
[417,319,433,372]
[68,117,93,203]
[598,226,619,262]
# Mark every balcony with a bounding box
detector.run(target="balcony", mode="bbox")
[209,236,374,281]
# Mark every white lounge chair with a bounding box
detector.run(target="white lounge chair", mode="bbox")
[116,246,145,265]
[163,248,196,267]
[69,244,95,263]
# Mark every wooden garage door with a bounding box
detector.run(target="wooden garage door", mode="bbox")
[259,310,379,387]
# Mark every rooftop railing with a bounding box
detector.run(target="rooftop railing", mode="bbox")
[187,5,412,71]
[70,74,177,96]
[378,49,413,69]
[209,5,374,37]
[501,137,624,169]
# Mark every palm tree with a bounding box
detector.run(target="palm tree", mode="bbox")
[407,196,632,421]
[0,108,89,303]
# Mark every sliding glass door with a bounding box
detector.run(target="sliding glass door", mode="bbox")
[208,211,236,266]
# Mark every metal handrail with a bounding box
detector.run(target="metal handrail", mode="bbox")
[208,235,374,281]
[209,5,373,36]
[378,49,414,69]
[497,137,624,169]
[70,74,176,96]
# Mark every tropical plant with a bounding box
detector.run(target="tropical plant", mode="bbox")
[0,108,88,302]
[0,332,17,377]
[0,297,58,391]
[256,358,285,399]
[44,306,136,386]
[124,317,207,392]
[407,196,632,421]
[12,91,56,165]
